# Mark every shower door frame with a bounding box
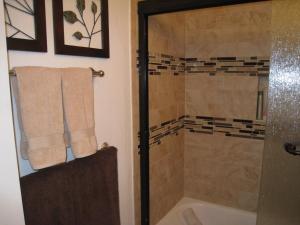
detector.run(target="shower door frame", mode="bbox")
[137,1,269,225]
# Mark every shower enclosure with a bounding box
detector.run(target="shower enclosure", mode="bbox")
[136,1,300,225]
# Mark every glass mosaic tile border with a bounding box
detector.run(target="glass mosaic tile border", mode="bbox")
[146,52,270,77]
[146,115,266,148]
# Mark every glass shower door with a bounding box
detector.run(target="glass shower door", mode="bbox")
[257,1,300,225]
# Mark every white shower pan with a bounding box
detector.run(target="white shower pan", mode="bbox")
[156,198,256,225]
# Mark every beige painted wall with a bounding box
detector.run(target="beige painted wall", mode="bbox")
[0,0,25,224]
[3,0,134,224]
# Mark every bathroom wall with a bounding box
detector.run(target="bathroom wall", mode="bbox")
[148,13,185,225]
[132,2,272,225]
[5,1,134,225]
[185,3,271,58]
[131,0,187,222]
[0,1,25,224]
[183,2,271,211]
[133,11,186,225]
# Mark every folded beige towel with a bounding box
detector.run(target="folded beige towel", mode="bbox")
[12,67,66,170]
[62,68,97,158]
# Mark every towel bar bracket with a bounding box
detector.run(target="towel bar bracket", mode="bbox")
[101,142,109,149]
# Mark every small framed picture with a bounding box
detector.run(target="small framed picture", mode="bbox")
[53,0,109,58]
[4,0,47,52]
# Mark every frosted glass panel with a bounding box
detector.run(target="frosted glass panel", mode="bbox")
[257,1,300,225]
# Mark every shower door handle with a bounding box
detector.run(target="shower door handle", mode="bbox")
[284,143,300,156]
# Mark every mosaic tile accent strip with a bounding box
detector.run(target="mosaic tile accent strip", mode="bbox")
[185,115,266,140]
[144,115,266,148]
[144,52,270,77]
[185,56,270,77]
[149,116,185,146]
[148,52,185,76]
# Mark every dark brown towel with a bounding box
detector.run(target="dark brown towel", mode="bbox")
[20,147,120,225]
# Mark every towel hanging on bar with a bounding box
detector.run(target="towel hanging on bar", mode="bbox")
[11,66,107,170]
[62,68,98,158]
[11,67,67,169]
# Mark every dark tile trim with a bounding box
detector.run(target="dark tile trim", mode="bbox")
[143,114,266,148]
[145,52,270,77]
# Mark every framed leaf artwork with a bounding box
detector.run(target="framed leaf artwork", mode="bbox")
[4,0,47,52]
[53,0,110,58]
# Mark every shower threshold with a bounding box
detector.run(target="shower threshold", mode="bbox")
[156,198,256,225]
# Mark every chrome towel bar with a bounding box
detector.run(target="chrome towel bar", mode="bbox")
[9,67,104,77]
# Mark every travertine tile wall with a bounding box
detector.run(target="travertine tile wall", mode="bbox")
[132,6,186,225]
[183,2,271,212]
[185,2,271,58]
[131,2,272,225]
[148,13,185,225]
[185,132,264,211]
[185,75,259,119]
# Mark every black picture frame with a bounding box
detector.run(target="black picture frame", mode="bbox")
[5,0,47,52]
[52,0,110,58]
[137,1,269,225]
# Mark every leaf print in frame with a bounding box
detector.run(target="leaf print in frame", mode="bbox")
[53,0,109,58]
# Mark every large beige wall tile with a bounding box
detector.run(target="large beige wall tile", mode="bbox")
[150,131,184,225]
[185,2,272,58]
[149,12,185,57]
[183,2,270,210]
[132,2,186,224]
[185,75,259,119]
[184,131,264,211]
[148,10,186,225]
[149,73,185,126]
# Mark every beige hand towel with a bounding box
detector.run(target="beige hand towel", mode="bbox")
[11,77,29,160]
[62,68,97,158]
[13,67,66,169]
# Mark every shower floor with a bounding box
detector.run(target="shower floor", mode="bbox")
[156,198,256,225]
